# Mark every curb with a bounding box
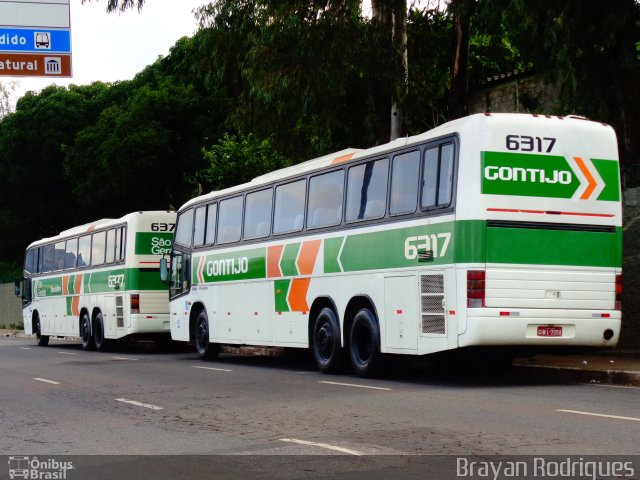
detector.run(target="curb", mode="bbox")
[511,364,640,387]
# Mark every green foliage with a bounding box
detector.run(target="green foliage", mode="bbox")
[0,262,20,283]
[198,134,291,192]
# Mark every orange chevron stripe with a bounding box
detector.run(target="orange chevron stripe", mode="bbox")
[288,278,311,312]
[197,256,206,284]
[71,296,80,316]
[574,156,597,200]
[297,240,321,275]
[267,245,284,278]
[62,276,69,296]
[331,152,355,164]
[73,274,82,295]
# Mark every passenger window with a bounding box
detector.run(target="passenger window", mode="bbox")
[346,158,388,221]
[175,209,194,247]
[193,206,207,247]
[307,170,344,229]
[53,242,65,271]
[115,227,125,262]
[205,204,217,245]
[41,244,54,273]
[24,249,34,274]
[105,229,116,264]
[91,231,106,266]
[273,180,306,234]
[422,143,454,209]
[65,238,78,269]
[77,235,91,267]
[217,196,243,244]
[390,150,420,215]
[244,189,273,239]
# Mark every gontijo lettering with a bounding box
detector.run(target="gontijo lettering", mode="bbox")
[206,257,249,277]
[484,166,572,184]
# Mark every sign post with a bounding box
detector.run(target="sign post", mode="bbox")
[0,0,71,78]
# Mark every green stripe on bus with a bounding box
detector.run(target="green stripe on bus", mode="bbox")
[280,243,300,277]
[592,159,621,201]
[324,236,344,274]
[274,279,291,312]
[135,232,173,255]
[197,248,266,283]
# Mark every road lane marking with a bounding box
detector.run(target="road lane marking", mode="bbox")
[558,409,640,422]
[319,381,392,391]
[112,356,139,361]
[19,347,32,350]
[58,352,78,355]
[115,398,163,411]
[279,438,363,456]
[191,366,233,372]
[33,378,61,385]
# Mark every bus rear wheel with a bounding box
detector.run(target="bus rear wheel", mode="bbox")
[80,313,95,351]
[195,310,219,360]
[93,313,110,352]
[349,308,383,378]
[35,315,49,347]
[312,307,345,374]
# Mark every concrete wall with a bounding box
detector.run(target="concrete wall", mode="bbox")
[0,283,22,327]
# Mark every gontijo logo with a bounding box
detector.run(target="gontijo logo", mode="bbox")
[481,151,620,201]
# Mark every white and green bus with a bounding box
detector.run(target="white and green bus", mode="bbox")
[164,113,622,376]
[17,211,176,351]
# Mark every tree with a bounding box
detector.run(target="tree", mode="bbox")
[81,0,145,12]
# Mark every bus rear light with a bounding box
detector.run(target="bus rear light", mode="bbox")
[131,294,140,314]
[467,270,485,308]
[615,274,622,310]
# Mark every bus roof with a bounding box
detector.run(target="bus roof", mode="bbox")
[26,210,175,249]
[179,113,616,212]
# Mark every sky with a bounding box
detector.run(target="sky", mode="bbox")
[7,0,205,107]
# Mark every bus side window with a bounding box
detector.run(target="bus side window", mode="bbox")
[41,244,54,273]
[217,196,243,244]
[244,188,273,239]
[116,227,126,262]
[273,179,306,235]
[105,229,116,264]
[65,238,78,269]
[307,170,344,229]
[346,158,388,222]
[174,209,194,247]
[91,231,106,266]
[77,235,91,267]
[193,206,207,247]
[437,143,454,207]
[53,241,65,271]
[24,249,34,274]
[421,147,439,209]
[390,150,419,215]
[205,203,217,245]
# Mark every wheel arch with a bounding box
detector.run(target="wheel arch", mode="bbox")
[309,296,340,347]
[343,295,380,348]
[189,301,207,343]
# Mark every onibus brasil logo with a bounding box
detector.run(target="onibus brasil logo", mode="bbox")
[481,151,619,202]
[8,456,73,479]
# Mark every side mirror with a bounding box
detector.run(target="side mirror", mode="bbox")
[14,279,21,297]
[160,257,168,283]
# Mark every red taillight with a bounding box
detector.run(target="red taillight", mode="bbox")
[615,274,622,310]
[467,270,485,308]
[131,293,140,314]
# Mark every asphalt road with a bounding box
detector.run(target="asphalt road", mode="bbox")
[0,336,639,478]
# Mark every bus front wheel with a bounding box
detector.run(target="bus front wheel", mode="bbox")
[349,308,383,378]
[34,315,49,347]
[195,310,219,360]
[80,313,95,351]
[312,308,345,374]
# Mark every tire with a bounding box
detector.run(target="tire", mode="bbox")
[93,313,110,352]
[34,314,49,347]
[349,308,383,378]
[80,312,95,351]
[312,307,345,374]
[195,310,219,360]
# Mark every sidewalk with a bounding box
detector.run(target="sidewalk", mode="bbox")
[512,353,640,387]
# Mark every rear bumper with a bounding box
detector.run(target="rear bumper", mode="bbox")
[460,309,620,348]
[128,313,170,335]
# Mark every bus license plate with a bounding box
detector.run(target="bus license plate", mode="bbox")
[537,326,562,337]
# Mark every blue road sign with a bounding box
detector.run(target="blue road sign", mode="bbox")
[0,28,71,53]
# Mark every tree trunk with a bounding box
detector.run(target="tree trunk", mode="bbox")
[448,0,473,121]
[390,0,407,140]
